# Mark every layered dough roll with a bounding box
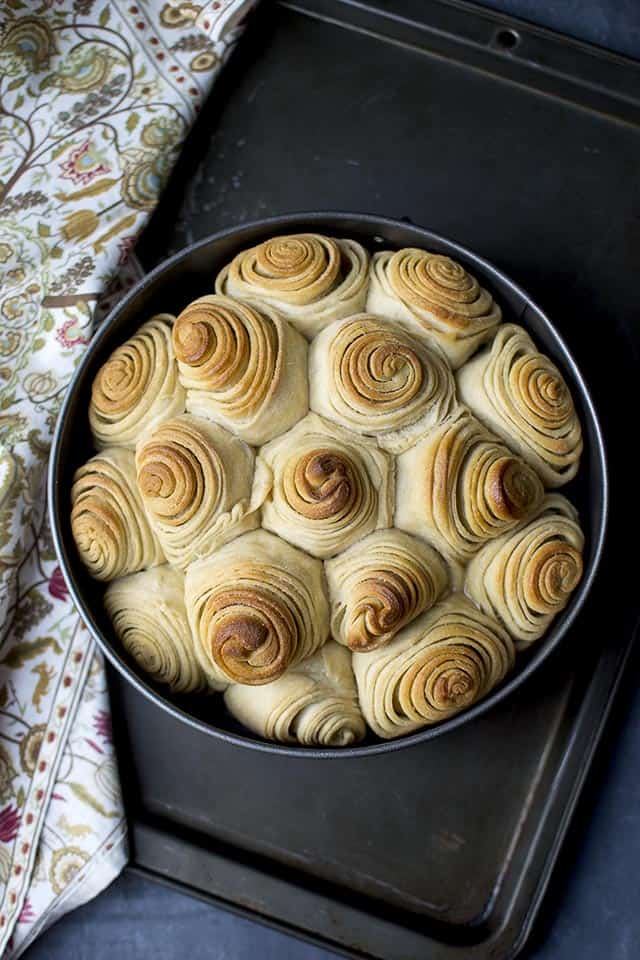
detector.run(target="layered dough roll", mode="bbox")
[136,414,259,570]
[71,448,164,581]
[224,641,365,746]
[353,594,515,738]
[185,530,329,686]
[457,324,583,487]
[325,530,449,652]
[465,494,584,649]
[89,314,185,449]
[104,566,216,694]
[172,295,308,444]
[395,410,544,562]
[309,314,456,453]
[255,412,394,559]
[367,248,501,368]
[215,233,369,339]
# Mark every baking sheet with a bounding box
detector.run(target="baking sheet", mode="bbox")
[109,1,640,957]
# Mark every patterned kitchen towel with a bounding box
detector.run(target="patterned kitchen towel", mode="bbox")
[0,1,256,955]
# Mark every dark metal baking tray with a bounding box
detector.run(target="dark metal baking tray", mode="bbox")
[107,0,640,957]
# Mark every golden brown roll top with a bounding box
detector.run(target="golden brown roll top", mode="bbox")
[215,233,369,338]
[395,410,544,562]
[465,494,584,649]
[325,529,449,652]
[135,414,259,570]
[224,641,365,746]
[172,295,308,445]
[89,314,185,449]
[104,566,216,694]
[367,248,501,368]
[353,594,515,738]
[71,447,164,581]
[184,530,329,686]
[255,412,394,559]
[456,323,583,487]
[309,313,456,453]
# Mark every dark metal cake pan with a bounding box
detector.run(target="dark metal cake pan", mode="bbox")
[48,212,608,757]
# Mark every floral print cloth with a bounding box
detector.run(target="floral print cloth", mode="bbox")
[0,1,255,954]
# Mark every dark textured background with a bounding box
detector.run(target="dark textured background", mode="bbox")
[27,2,640,958]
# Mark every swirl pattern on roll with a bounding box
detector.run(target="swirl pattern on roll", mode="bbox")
[71,448,164,581]
[353,594,515,738]
[136,414,259,570]
[325,529,449,652]
[457,324,583,487]
[104,566,217,694]
[309,314,456,453]
[465,494,584,649]
[367,248,502,368]
[172,295,308,444]
[255,412,394,559]
[395,410,544,562]
[89,314,186,449]
[184,530,329,685]
[215,234,369,338]
[224,641,365,745]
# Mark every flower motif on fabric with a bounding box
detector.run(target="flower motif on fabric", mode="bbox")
[159,2,202,28]
[0,16,56,73]
[61,210,100,243]
[0,748,17,806]
[19,725,46,776]
[16,899,35,926]
[49,846,89,895]
[55,315,91,350]
[0,806,21,845]
[1,286,41,329]
[48,567,69,603]
[141,116,184,148]
[121,151,173,209]
[56,44,114,92]
[93,710,112,745]
[59,140,111,186]
[0,331,24,361]
[56,73,128,130]
[22,372,57,402]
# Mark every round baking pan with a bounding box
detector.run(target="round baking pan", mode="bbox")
[48,212,608,757]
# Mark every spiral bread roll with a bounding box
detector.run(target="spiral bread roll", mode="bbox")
[136,414,259,570]
[353,594,515,738]
[255,412,394,559]
[89,314,185,449]
[367,248,502,368]
[72,228,587,747]
[224,642,365,746]
[325,530,449,652]
[71,448,164,581]
[172,295,308,445]
[215,234,369,339]
[457,324,583,487]
[465,494,584,650]
[309,314,456,453]
[184,530,330,686]
[395,410,544,562]
[104,566,216,694]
